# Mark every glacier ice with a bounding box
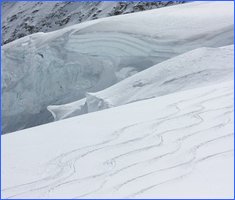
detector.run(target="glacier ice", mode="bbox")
[48,45,234,120]
[2,1,234,133]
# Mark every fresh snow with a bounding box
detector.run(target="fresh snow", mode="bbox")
[2,80,234,198]
[48,45,234,120]
[2,1,234,133]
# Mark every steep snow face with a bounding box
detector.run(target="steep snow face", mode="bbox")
[2,1,234,133]
[2,81,234,198]
[2,1,184,44]
[48,45,234,120]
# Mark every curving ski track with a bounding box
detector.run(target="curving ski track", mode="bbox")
[2,81,233,198]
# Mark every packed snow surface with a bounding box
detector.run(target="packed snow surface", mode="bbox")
[2,1,234,133]
[2,80,234,198]
[48,45,234,120]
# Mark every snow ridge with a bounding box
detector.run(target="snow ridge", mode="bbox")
[48,45,234,120]
[2,2,184,44]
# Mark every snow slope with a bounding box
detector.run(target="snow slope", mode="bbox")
[48,45,234,120]
[2,2,184,44]
[2,1,234,133]
[2,80,234,198]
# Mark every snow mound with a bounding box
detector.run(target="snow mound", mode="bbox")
[2,1,234,133]
[2,80,234,198]
[49,45,234,120]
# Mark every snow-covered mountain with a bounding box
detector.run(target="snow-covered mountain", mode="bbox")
[2,1,234,134]
[2,80,234,198]
[2,1,184,44]
[48,45,234,120]
[2,2,234,198]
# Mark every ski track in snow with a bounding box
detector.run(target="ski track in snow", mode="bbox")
[2,81,234,199]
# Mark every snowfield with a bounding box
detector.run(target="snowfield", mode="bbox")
[1,1,234,198]
[2,80,234,198]
[2,1,234,133]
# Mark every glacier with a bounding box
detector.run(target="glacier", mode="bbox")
[2,1,234,133]
[48,45,234,120]
[2,1,234,198]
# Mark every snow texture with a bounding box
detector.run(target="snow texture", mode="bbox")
[2,1,234,133]
[2,80,234,198]
[2,2,234,198]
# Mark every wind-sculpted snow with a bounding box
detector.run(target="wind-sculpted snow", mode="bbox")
[2,2,184,44]
[2,81,234,198]
[86,45,234,112]
[2,1,234,133]
[48,99,87,121]
[49,45,234,120]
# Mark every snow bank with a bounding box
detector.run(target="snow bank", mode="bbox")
[50,45,234,120]
[2,80,234,198]
[2,1,234,133]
